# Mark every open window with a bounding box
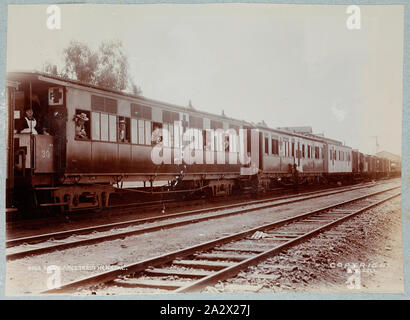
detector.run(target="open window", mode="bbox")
[118,116,130,143]
[152,122,163,145]
[264,136,269,155]
[13,85,62,136]
[74,109,91,140]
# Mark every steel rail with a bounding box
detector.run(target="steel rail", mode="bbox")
[174,192,401,293]
[6,181,385,248]
[41,186,400,294]
[6,185,398,261]
[9,179,387,233]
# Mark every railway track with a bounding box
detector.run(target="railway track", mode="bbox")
[6,182,397,261]
[7,179,392,230]
[42,185,400,294]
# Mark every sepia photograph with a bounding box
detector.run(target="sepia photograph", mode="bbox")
[2,2,405,299]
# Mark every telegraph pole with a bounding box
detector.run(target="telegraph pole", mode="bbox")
[370,136,380,154]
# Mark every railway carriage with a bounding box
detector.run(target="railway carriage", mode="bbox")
[5,71,400,213]
[258,126,326,184]
[325,141,352,178]
[7,72,252,211]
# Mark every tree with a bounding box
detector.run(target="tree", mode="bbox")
[95,40,127,91]
[63,40,98,84]
[43,39,141,94]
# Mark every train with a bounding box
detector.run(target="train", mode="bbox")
[5,71,400,213]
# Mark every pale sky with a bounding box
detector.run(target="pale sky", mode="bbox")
[6,4,404,155]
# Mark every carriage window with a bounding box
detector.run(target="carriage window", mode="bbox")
[204,130,212,150]
[315,146,320,159]
[307,146,311,158]
[138,119,145,144]
[74,109,91,140]
[291,142,294,157]
[163,123,169,146]
[143,106,152,120]
[264,137,269,155]
[131,118,138,144]
[91,112,100,140]
[109,115,117,142]
[223,134,227,152]
[90,111,119,142]
[145,121,151,145]
[100,113,109,141]
[229,128,238,153]
[272,139,279,155]
[214,130,224,152]
[211,120,223,130]
[91,95,105,112]
[131,103,152,120]
[91,95,118,114]
[302,145,305,158]
[283,141,289,157]
[190,116,203,129]
[118,116,130,143]
[106,98,118,114]
[163,110,179,124]
[169,124,174,147]
[162,123,174,147]
[174,124,181,148]
[189,128,202,150]
[152,122,163,145]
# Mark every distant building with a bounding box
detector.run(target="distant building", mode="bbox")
[375,151,401,162]
[376,151,401,173]
[276,126,313,134]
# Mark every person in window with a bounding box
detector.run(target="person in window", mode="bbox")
[152,124,162,145]
[20,108,39,134]
[119,119,128,142]
[74,113,89,139]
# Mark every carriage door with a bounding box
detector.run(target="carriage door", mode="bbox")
[323,144,329,173]
[297,142,301,167]
[48,87,67,177]
[258,131,263,170]
[6,83,18,207]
